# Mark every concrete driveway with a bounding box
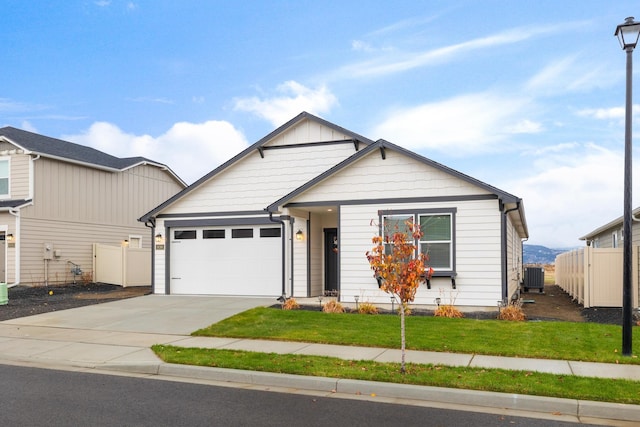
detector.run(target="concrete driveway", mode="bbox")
[2,294,272,335]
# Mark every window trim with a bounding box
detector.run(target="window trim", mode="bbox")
[378,208,456,274]
[0,157,10,199]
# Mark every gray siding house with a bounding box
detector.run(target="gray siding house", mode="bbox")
[0,127,186,286]
[580,207,640,248]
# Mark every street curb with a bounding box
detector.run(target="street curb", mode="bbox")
[99,362,640,423]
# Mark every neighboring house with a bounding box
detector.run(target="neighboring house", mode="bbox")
[0,126,186,287]
[580,207,640,248]
[140,112,528,309]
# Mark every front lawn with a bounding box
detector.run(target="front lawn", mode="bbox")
[152,345,640,405]
[193,307,640,364]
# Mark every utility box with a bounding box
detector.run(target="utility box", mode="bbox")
[0,283,7,305]
[43,243,53,260]
[523,267,545,293]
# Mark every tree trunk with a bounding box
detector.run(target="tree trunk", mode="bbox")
[400,300,406,374]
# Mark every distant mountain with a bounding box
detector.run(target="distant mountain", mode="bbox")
[523,245,575,265]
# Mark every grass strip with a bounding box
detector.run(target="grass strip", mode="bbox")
[192,307,640,364]
[152,345,640,405]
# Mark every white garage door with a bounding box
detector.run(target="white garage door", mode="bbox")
[169,225,282,296]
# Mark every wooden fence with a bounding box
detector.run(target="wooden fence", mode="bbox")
[555,247,639,308]
[92,243,151,287]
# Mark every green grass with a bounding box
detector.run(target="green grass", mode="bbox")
[152,345,640,405]
[193,307,640,364]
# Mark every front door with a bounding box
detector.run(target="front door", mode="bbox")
[324,228,338,295]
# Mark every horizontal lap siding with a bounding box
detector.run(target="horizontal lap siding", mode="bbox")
[339,199,502,308]
[19,217,149,286]
[165,144,356,214]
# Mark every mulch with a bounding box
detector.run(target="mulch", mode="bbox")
[0,282,633,325]
[0,283,151,321]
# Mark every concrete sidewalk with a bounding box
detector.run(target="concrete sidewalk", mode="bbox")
[0,295,639,424]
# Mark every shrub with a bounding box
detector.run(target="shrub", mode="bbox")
[282,298,300,310]
[498,300,526,321]
[322,300,345,313]
[357,302,378,315]
[434,304,464,318]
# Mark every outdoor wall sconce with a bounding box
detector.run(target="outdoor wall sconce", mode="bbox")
[6,234,14,243]
[295,229,303,241]
[122,239,129,247]
[155,233,164,244]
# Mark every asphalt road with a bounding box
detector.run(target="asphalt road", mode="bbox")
[0,364,588,427]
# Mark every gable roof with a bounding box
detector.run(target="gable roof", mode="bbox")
[267,139,522,211]
[139,111,375,221]
[580,207,640,241]
[138,112,528,238]
[0,126,185,186]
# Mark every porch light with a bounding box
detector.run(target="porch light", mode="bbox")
[155,233,164,244]
[6,234,14,243]
[295,229,304,241]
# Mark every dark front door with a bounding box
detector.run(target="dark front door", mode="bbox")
[324,228,338,295]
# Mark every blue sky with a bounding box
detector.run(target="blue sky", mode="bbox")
[2,1,640,248]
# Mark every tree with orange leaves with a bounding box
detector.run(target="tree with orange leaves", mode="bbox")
[366,218,433,373]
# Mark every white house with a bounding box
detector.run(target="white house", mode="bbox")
[139,112,529,309]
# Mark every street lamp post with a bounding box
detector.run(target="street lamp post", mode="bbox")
[615,17,640,356]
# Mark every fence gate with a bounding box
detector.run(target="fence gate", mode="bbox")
[93,243,150,287]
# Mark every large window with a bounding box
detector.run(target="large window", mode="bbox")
[0,159,9,197]
[380,208,455,272]
[419,214,453,270]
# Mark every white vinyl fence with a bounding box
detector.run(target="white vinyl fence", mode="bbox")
[92,243,151,287]
[555,246,639,308]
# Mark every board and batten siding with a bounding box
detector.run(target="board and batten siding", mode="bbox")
[163,143,357,214]
[23,159,183,226]
[267,118,357,147]
[338,199,503,308]
[8,153,30,200]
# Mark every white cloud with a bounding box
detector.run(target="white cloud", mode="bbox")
[525,56,614,96]
[63,120,249,184]
[20,121,38,133]
[505,143,638,247]
[233,81,338,127]
[577,104,640,121]
[334,22,583,80]
[371,92,537,153]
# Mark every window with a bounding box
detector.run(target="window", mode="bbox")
[0,159,9,197]
[419,214,453,270]
[232,228,253,238]
[260,228,281,238]
[174,230,196,240]
[379,208,456,273]
[381,215,413,255]
[203,229,225,239]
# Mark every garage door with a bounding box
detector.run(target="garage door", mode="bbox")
[169,225,282,296]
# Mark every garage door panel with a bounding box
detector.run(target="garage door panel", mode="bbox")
[170,225,281,296]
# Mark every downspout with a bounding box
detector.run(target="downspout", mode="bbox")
[290,218,295,297]
[8,207,22,288]
[144,217,156,291]
[268,211,287,298]
[501,201,521,300]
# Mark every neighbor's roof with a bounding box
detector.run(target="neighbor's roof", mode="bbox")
[0,126,186,186]
[580,207,640,240]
